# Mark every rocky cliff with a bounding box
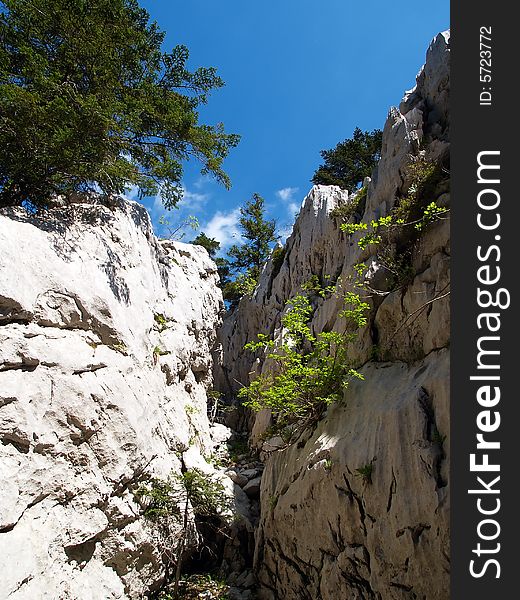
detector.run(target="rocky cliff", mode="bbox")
[0,199,228,599]
[217,31,450,599]
[0,30,450,600]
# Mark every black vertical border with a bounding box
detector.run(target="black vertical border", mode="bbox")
[451,1,516,597]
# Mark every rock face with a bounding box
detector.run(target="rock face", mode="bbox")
[0,29,450,600]
[217,31,450,599]
[0,199,225,599]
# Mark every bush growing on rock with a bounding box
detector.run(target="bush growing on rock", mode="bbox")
[312,127,382,192]
[136,468,231,599]
[239,290,369,446]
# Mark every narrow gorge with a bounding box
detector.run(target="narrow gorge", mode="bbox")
[0,31,450,600]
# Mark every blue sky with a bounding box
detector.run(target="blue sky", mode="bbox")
[136,0,450,250]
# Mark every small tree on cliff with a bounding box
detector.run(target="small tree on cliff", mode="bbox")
[190,232,220,257]
[227,193,277,280]
[223,193,277,303]
[312,127,382,193]
[0,0,239,210]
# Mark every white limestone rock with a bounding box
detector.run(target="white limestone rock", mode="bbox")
[0,199,224,599]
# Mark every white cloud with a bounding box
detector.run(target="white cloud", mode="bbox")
[276,186,299,202]
[123,184,140,201]
[152,192,164,216]
[276,186,301,218]
[193,175,213,190]
[203,208,242,248]
[288,201,299,216]
[182,186,209,207]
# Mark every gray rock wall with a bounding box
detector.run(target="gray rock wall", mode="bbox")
[217,31,450,599]
[0,199,225,599]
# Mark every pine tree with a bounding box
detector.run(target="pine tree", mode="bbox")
[227,193,277,281]
[221,193,277,306]
[312,127,382,193]
[0,0,239,210]
[190,232,220,257]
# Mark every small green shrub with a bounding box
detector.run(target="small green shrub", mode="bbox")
[339,158,449,254]
[111,342,128,355]
[355,463,374,485]
[324,458,334,471]
[153,346,170,357]
[393,158,442,222]
[238,290,369,444]
[269,494,279,511]
[369,344,381,361]
[329,185,367,221]
[271,245,287,278]
[222,272,258,305]
[137,470,232,600]
[415,201,449,231]
[227,437,250,462]
[432,428,446,448]
[301,274,337,298]
[162,573,228,600]
[135,477,180,521]
[154,313,168,331]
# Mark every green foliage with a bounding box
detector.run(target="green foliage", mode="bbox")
[222,271,258,304]
[369,344,382,361]
[227,437,250,463]
[355,463,374,484]
[136,468,229,521]
[270,244,287,278]
[341,222,368,236]
[353,262,367,281]
[179,469,229,517]
[153,345,170,357]
[184,404,199,416]
[110,342,129,355]
[220,194,277,307]
[154,313,168,331]
[238,291,369,443]
[416,201,448,231]
[136,477,179,520]
[214,257,232,289]
[392,158,447,223]
[312,127,382,193]
[377,246,414,288]
[301,274,336,298]
[0,0,239,209]
[158,573,228,600]
[190,232,220,257]
[338,158,449,262]
[227,193,278,281]
[432,428,446,448]
[137,469,231,600]
[329,185,367,221]
[339,292,371,328]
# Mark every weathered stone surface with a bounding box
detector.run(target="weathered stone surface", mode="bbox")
[0,199,224,599]
[227,471,249,488]
[255,350,449,600]
[242,477,262,499]
[217,31,451,600]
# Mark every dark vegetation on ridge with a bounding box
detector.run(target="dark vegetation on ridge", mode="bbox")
[0,0,239,210]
